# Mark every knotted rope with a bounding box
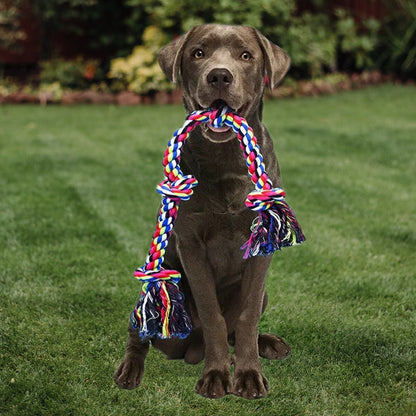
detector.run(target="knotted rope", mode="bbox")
[131,106,305,340]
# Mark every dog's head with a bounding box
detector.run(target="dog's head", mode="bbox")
[159,24,290,143]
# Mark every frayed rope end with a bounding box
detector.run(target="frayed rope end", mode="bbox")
[241,200,305,259]
[131,269,192,340]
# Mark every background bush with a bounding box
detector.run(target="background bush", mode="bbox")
[375,0,416,78]
[107,26,171,94]
[0,0,27,50]
[30,0,148,59]
[1,0,415,92]
[39,58,104,90]
[129,0,382,81]
[108,0,382,91]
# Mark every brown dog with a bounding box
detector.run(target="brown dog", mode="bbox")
[115,24,292,399]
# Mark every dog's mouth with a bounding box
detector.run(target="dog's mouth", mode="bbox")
[209,99,233,112]
[203,99,245,135]
[193,98,249,143]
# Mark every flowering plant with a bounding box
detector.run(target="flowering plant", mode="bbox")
[108,26,172,94]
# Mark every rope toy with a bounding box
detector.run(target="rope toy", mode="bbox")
[131,106,305,340]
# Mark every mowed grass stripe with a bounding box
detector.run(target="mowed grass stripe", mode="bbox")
[1,85,415,415]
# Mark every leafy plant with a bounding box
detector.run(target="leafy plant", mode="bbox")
[139,0,334,78]
[376,0,416,78]
[24,0,149,59]
[38,81,64,102]
[140,0,296,40]
[0,0,27,50]
[279,12,337,78]
[138,0,380,79]
[0,76,19,96]
[335,8,380,71]
[108,25,171,94]
[39,58,103,89]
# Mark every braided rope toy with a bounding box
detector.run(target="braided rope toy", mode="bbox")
[131,106,305,339]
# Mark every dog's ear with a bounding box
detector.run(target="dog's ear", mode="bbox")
[159,28,196,84]
[253,29,290,90]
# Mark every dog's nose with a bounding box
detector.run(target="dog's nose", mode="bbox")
[207,68,233,89]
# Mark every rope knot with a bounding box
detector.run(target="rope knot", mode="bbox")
[156,175,198,201]
[132,268,190,339]
[134,267,181,285]
[245,188,286,211]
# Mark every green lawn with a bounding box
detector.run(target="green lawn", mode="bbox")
[1,85,415,416]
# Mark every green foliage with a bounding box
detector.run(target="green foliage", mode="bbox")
[335,9,380,70]
[277,13,337,78]
[141,0,214,32]
[38,81,65,102]
[108,26,172,94]
[6,0,415,85]
[31,0,148,58]
[39,58,104,89]
[141,0,295,39]
[376,0,416,78]
[0,0,27,50]
[139,0,380,79]
[0,76,19,95]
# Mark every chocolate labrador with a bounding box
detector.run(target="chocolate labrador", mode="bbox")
[115,24,292,399]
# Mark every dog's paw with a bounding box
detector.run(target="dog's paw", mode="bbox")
[114,356,145,390]
[258,333,291,360]
[195,369,233,399]
[233,369,269,399]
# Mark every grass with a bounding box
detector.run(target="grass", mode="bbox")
[1,84,415,416]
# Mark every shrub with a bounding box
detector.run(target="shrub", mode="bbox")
[39,58,104,90]
[38,81,64,103]
[140,0,380,79]
[108,26,172,94]
[375,0,416,78]
[0,77,19,96]
[31,0,148,59]
[334,9,380,71]
[0,0,27,50]
[276,12,337,78]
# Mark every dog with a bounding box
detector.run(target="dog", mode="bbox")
[115,24,292,399]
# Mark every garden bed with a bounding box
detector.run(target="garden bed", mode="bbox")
[0,71,407,106]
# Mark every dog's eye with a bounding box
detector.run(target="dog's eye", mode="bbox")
[241,51,253,61]
[193,49,205,59]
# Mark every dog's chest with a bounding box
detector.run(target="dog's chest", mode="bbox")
[181,136,253,211]
[177,209,254,283]
[174,131,266,280]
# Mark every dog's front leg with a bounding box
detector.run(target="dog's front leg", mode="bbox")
[233,256,272,399]
[114,326,150,390]
[180,247,233,398]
